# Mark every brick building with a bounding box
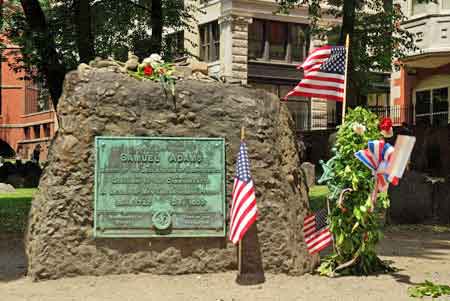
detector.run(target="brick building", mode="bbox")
[391,0,450,127]
[0,41,57,161]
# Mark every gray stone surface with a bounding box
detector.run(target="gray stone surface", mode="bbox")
[301,162,315,188]
[0,183,15,193]
[26,68,313,280]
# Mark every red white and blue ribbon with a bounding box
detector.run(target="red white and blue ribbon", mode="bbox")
[355,140,398,205]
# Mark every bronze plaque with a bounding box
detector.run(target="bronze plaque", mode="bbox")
[94,137,226,237]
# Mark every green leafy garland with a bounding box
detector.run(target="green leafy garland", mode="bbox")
[318,107,393,276]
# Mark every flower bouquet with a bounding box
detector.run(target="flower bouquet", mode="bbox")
[130,54,176,97]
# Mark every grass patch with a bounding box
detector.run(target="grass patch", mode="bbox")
[309,185,329,212]
[0,188,37,234]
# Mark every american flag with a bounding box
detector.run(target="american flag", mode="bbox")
[304,208,332,254]
[285,46,346,102]
[229,142,257,244]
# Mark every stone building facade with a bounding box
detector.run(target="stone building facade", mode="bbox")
[181,0,340,131]
[0,40,57,161]
[391,0,450,127]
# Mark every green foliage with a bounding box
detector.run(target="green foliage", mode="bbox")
[1,0,199,82]
[0,189,36,234]
[318,107,393,276]
[408,281,450,299]
[309,185,329,212]
[276,0,417,103]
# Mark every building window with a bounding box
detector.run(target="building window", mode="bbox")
[25,81,50,114]
[24,127,31,140]
[33,125,41,139]
[367,93,389,107]
[444,0,450,9]
[412,0,438,15]
[248,20,309,63]
[166,31,184,59]
[199,21,220,62]
[248,20,265,59]
[415,88,449,126]
[43,123,51,137]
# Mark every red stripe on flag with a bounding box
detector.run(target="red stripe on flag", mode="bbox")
[230,203,257,243]
[287,91,344,102]
[305,228,332,254]
[229,188,255,239]
[232,212,258,243]
[309,236,333,254]
[298,83,345,92]
[230,185,255,228]
[303,75,345,83]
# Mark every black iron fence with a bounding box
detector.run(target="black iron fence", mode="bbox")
[291,108,337,132]
[292,105,415,132]
[366,106,413,126]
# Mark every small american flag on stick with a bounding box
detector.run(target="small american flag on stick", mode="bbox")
[229,141,257,244]
[304,208,332,254]
[284,46,347,102]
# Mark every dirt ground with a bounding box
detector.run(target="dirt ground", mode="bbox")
[1,227,450,301]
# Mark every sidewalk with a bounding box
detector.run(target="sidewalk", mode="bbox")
[1,228,450,301]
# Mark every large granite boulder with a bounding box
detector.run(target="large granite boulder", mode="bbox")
[26,68,313,280]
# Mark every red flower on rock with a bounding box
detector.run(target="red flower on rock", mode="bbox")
[144,65,153,76]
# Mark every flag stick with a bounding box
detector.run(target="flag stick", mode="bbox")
[342,34,350,124]
[238,126,245,275]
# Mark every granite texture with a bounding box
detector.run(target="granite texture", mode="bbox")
[26,68,313,280]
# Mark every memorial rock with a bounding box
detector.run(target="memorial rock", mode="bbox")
[26,68,313,280]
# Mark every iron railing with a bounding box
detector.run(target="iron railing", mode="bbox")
[291,108,337,132]
[292,105,416,132]
[366,106,414,126]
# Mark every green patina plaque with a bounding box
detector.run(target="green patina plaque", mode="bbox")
[94,136,226,238]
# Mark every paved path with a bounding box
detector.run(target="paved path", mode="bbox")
[1,228,450,301]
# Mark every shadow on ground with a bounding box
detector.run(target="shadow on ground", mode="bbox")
[0,235,27,282]
[378,229,450,261]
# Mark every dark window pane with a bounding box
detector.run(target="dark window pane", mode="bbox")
[33,125,40,139]
[290,24,306,62]
[199,21,220,62]
[166,31,184,59]
[199,25,207,61]
[248,20,264,59]
[212,22,220,61]
[416,90,431,125]
[269,21,287,60]
[432,88,448,126]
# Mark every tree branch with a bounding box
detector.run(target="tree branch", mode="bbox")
[20,0,67,109]
[120,0,151,12]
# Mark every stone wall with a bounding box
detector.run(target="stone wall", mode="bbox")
[231,16,251,84]
[26,68,313,280]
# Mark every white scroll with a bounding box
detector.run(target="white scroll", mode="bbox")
[386,135,416,181]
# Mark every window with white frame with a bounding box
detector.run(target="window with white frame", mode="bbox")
[415,87,449,126]
[443,0,450,9]
[248,19,309,63]
[199,21,220,62]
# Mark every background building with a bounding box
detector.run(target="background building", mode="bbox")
[180,0,340,131]
[0,41,57,161]
[391,0,450,127]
